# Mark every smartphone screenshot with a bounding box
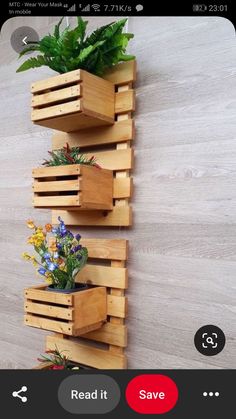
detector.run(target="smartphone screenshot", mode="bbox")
[0,1,235,417]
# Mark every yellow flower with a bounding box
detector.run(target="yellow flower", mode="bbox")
[22,252,31,261]
[49,238,57,252]
[26,220,35,229]
[45,273,53,284]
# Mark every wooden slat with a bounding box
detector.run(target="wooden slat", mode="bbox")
[115,90,135,114]
[33,165,81,178]
[25,301,74,320]
[76,265,128,289]
[52,205,132,227]
[81,322,127,347]
[33,195,80,207]
[32,85,81,108]
[113,178,132,199]
[25,287,73,305]
[84,149,133,171]
[46,335,127,369]
[24,314,73,335]
[31,99,81,122]
[107,295,127,318]
[31,69,81,93]
[103,60,136,86]
[33,179,80,193]
[52,119,134,149]
[80,239,128,261]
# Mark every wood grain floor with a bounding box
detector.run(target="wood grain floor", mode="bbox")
[0,16,235,368]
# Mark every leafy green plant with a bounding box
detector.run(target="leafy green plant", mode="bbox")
[38,348,80,370]
[17,17,135,75]
[42,143,101,168]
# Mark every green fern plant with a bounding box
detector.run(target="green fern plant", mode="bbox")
[16,17,135,75]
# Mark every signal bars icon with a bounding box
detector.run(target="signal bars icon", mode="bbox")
[67,4,76,12]
[82,4,91,12]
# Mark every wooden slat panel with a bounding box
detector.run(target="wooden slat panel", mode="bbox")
[80,239,128,261]
[113,178,132,199]
[76,265,128,289]
[81,322,127,347]
[46,335,127,369]
[115,90,135,114]
[32,85,81,108]
[85,149,133,171]
[103,61,136,86]
[24,301,74,320]
[107,295,127,318]
[31,69,81,93]
[33,165,81,178]
[52,119,134,149]
[31,99,81,122]
[24,314,73,335]
[52,205,132,227]
[33,179,80,192]
[25,287,73,305]
[33,195,80,207]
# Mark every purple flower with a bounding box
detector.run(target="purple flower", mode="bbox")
[67,231,74,239]
[57,243,62,250]
[75,233,81,241]
[38,267,47,276]
[74,245,82,252]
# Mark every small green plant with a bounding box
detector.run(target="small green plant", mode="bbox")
[42,143,101,168]
[17,17,135,75]
[38,348,80,370]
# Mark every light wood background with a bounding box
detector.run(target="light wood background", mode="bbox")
[0,16,235,368]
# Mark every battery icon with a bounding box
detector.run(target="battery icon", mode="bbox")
[193,4,207,12]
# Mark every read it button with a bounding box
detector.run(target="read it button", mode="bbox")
[125,374,178,414]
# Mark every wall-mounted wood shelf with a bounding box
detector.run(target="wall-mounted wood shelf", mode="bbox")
[51,60,136,227]
[44,238,128,369]
[24,285,107,336]
[32,164,113,210]
[31,69,115,132]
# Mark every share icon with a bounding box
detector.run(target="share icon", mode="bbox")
[12,386,28,403]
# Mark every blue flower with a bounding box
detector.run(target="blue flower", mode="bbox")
[67,231,74,239]
[52,227,59,234]
[57,243,62,250]
[48,262,58,272]
[53,252,59,259]
[43,252,51,260]
[38,267,47,276]
[75,233,81,241]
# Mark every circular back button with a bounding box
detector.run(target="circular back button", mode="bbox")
[126,374,178,414]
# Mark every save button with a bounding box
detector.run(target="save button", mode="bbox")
[125,374,178,414]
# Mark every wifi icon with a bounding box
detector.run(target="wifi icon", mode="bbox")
[92,4,101,11]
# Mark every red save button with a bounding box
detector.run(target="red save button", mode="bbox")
[125,374,179,414]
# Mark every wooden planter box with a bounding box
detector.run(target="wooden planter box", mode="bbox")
[32,164,113,210]
[24,285,107,336]
[31,69,115,132]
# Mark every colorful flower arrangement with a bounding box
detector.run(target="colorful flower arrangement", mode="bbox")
[23,217,88,290]
[38,348,80,370]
